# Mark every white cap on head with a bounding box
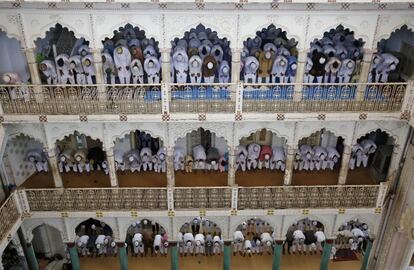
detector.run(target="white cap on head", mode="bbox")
[129,156,134,162]
[76,156,81,161]
[186,241,192,247]
[111,242,116,248]
[349,238,354,244]
[211,160,216,165]
[164,241,169,247]
[134,241,139,247]
[104,238,109,244]
[207,62,214,69]
[143,220,148,225]
[96,244,101,249]
[265,154,270,160]
[91,224,96,230]
[196,240,201,246]
[266,241,271,247]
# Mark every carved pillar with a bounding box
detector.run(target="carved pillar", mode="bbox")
[24,48,43,103]
[47,148,63,188]
[166,147,175,187]
[117,243,128,270]
[356,50,374,101]
[272,240,283,270]
[361,239,373,270]
[92,49,106,108]
[284,145,295,185]
[106,148,118,187]
[338,145,351,185]
[293,49,308,101]
[170,242,178,270]
[227,147,236,186]
[223,241,232,270]
[231,48,241,84]
[67,243,80,270]
[320,239,333,270]
[161,48,171,84]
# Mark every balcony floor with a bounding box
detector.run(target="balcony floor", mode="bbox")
[22,171,112,188]
[236,170,284,186]
[175,171,228,187]
[21,172,55,188]
[346,168,378,185]
[118,171,167,187]
[78,252,362,270]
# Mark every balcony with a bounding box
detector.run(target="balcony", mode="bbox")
[0,82,409,117]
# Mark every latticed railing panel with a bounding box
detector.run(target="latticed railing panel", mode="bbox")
[25,188,168,211]
[237,185,379,209]
[0,194,20,241]
[173,187,232,209]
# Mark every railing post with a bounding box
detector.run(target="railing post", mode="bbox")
[167,186,174,212]
[375,182,388,209]
[231,185,238,211]
[106,148,119,187]
[400,80,414,114]
[284,145,295,185]
[294,49,308,101]
[227,147,236,186]
[338,144,352,185]
[166,147,175,187]
[24,48,43,103]
[47,148,63,188]
[162,82,170,115]
[235,83,243,115]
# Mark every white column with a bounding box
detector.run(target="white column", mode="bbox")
[338,144,351,185]
[283,145,295,185]
[161,48,171,84]
[231,48,241,84]
[356,49,374,101]
[166,147,175,187]
[92,49,106,109]
[24,48,43,103]
[227,147,236,186]
[105,148,118,187]
[47,148,63,188]
[293,49,308,101]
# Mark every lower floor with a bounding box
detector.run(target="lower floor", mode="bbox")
[75,253,363,270]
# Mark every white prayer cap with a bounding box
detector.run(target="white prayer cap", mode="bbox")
[91,224,96,230]
[104,238,109,244]
[362,224,368,230]
[134,241,139,247]
[96,244,101,249]
[348,238,354,244]
[164,241,169,247]
[111,242,116,248]
[143,220,148,225]
[186,241,192,247]
[266,241,271,247]
[196,240,201,246]
[312,221,317,226]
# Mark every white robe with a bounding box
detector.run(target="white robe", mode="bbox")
[140,147,153,171]
[154,148,166,173]
[194,234,205,255]
[271,55,288,83]
[244,56,259,83]
[55,54,75,84]
[172,50,189,84]
[189,55,202,83]
[247,143,261,170]
[126,149,141,172]
[114,46,132,84]
[174,147,185,171]
[192,145,207,170]
[81,55,96,84]
[69,55,86,84]
[144,56,161,84]
[233,231,244,253]
[130,59,144,84]
[236,145,248,171]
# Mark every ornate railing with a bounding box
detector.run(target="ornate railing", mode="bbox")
[242,83,407,113]
[237,185,380,209]
[173,187,232,209]
[0,84,162,115]
[0,82,407,115]
[0,193,21,241]
[25,188,167,211]
[169,83,236,113]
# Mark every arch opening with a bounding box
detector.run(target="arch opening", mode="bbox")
[32,224,65,265]
[235,128,287,186]
[3,134,53,189]
[346,129,395,185]
[285,218,325,255]
[292,129,344,186]
[101,23,161,85]
[178,217,223,256]
[334,218,370,259]
[233,218,275,256]
[0,29,30,85]
[125,219,167,256]
[75,218,114,257]
[370,25,414,83]
[113,130,166,187]
[35,23,95,85]
[55,131,110,188]
[174,127,229,187]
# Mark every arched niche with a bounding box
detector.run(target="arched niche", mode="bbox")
[235,218,274,237]
[0,30,30,84]
[285,217,325,255]
[75,218,113,237]
[174,127,229,187]
[35,23,95,85]
[55,131,110,187]
[293,129,344,186]
[347,129,395,185]
[3,134,52,189]
[335,218,370,255]
[241,24,298,84]
[170,23,231,84]
[235,128,287,186]
[2,240,26,270]
[305,25,365,86]
[125,219,167,256]
[32,224,65,261]
[370,25,414,83]
[102,23,161,85]
[180,217,222,236]
[113,129,166,187]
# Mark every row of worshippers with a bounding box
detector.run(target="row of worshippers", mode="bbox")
[305,25,364,84]
[26,148,49,173]
[129,232,169,257]
[114,147,166,173]
[126,219,168,256]
[241,25,298,84]
[39,44,96,85]
[1,72,30,101]
[76,223,115,257]
[349,139,377,170]
[102,28,161,84]
[58,147,108,174]
[236,144,286,171]
[171,25,231,84]
[335,219,370,253]
[294,145,341,171]
[173,145,228,172]
[284,219,326,255]
[233,231,276,256]
[368,53,400,83]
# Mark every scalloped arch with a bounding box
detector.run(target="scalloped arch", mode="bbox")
[6,132,46,148]
[353,128,397,145]
[336,216,374,234]
[240,23,301,50]
[296,128,346,146]
[31,22,91,48]
[173,127,230,150]
[120,217,170,240]
[25,221,66,243]
[99,22,160,46]
[54,130,104,147]
[0,28,24,45]
[283,215,329,236]
[73,218,115,236]
[230,216,275,235]
[375,24,414,50]
[237,127,289,145]
[308,23,368,50]
[179,217,223,233]
[111,129,165,149]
